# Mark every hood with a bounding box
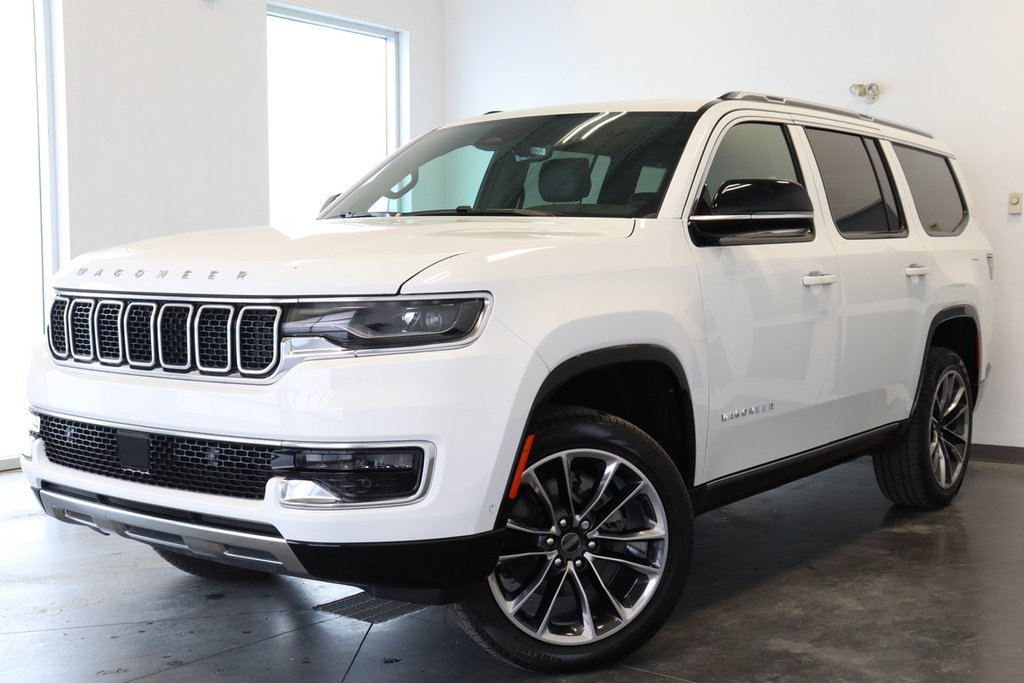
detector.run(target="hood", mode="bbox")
[54,216,634,297]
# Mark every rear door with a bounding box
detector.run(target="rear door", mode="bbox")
[796,126,932,438]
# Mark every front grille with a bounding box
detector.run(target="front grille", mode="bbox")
[39,414,278,500]
[48,296,281,377]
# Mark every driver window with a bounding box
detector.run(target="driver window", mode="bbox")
[699,123,801,212]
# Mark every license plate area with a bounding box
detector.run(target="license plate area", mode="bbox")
[117,430,151,471]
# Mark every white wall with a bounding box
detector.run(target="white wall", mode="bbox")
[444,0,1024,447]
[56,0,446,258]
[59,0,270,257]
[1,0,44,460]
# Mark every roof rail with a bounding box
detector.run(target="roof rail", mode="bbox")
[718,91,933,139]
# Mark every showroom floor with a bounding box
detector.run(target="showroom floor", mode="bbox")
[3,456,1024,682]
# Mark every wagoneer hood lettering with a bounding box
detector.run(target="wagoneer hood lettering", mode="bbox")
[55,217,632,296]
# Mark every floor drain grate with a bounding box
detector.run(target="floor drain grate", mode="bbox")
[315,592,426,624]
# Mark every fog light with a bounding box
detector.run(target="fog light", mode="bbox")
[280,479,342,505]
[274,446,425,506]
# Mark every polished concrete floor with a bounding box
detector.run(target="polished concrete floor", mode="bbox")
[3,456,1024,682]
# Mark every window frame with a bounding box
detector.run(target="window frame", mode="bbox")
[803,127,907,241]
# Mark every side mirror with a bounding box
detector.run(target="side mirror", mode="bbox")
[320,193,341,212]
[689,178,814,246]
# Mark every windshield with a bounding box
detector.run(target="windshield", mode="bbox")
[322,111,698,219]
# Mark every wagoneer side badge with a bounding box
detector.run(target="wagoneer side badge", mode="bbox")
[722,402,775,422]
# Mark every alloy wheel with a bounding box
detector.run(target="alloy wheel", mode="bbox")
[930,369,970,489]
[488,448,669,645]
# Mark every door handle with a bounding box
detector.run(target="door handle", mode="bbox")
[802,272,837,287]
[905,264,931,277]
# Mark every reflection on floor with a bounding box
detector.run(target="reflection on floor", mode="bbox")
[3,456,1024,682]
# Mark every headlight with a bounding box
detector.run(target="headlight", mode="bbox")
[282,296,488,350]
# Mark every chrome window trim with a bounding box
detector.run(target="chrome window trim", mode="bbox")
[236,306,282,376]
[124,302,157,368]
[195,304,235,373]
[68,299,95,361]
[157,303,194,371]
[689,212,814,222]
[94,299,125,365]
[48,295,70,359]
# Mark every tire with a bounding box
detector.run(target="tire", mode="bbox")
[153,547,273,581]
[451,407,693,673]
[873,346,973,508]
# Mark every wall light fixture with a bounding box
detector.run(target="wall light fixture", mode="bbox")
[849,83,880,104]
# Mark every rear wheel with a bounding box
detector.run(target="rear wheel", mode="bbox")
[153,547,272,581]
[873,346,973,508]
[452,407,692,672]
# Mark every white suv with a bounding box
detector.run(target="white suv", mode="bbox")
[24,92,992,672]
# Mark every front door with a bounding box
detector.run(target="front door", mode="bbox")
[687,116,842,483]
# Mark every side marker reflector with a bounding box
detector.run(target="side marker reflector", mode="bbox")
[507,434,535,499]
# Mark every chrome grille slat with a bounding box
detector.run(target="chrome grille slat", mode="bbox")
[124,302,157,367]
[196,305,234,373]
[69,299,95,360]
[95,300,124,364]
[48,296,70,358]
[158,304,193,370]
[237,307,282,375]
[48,296,281,378]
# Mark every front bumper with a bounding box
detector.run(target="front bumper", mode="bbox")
[34,482,502,603]
[26,317,546,543]
[24,317,549,600]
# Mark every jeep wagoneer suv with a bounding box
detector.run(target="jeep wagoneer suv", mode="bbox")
[24,92,992,671]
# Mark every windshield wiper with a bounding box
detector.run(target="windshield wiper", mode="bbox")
[332,211,394,219]
[397,206,556,217]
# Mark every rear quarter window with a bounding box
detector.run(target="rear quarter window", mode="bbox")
[893,145,968,236]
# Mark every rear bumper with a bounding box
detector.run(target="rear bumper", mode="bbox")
[34,483,503,603]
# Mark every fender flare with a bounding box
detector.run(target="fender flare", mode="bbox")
[493,344,695,529]
[909,305,981,419]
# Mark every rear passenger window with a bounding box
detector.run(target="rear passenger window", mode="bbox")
[893,145,968,236]
[805,129,904,238]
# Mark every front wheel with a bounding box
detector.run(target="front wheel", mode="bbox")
[873,346,973,508]
[452,407,692,672]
